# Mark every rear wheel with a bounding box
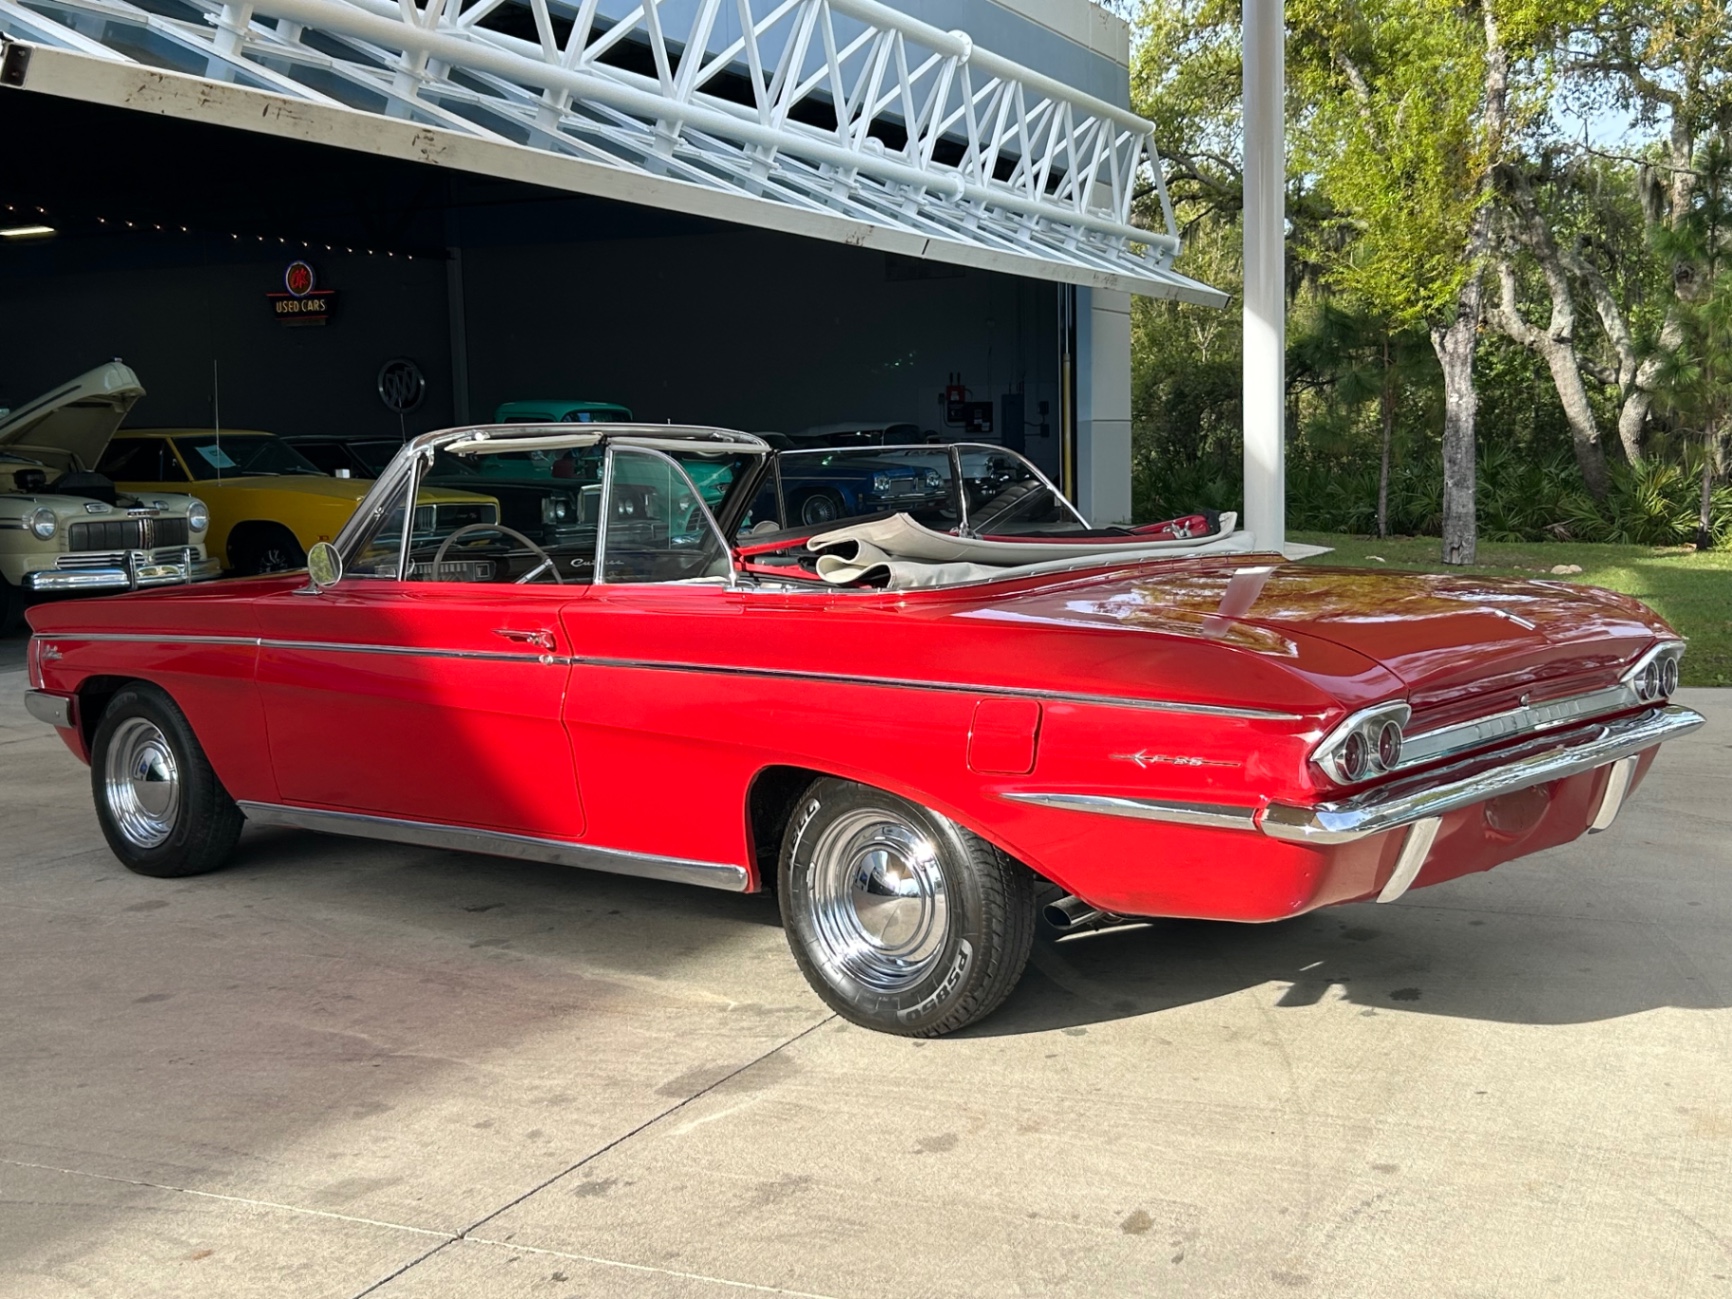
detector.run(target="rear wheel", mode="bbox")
[90,684,243,878]
[778,778,1035,1036]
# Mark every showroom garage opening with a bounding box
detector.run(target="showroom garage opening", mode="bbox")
[0,0,1220,524]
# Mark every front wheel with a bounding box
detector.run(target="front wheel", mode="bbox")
[797,490,844,527]
[778,778,1035,1036]
[90,684,244,877]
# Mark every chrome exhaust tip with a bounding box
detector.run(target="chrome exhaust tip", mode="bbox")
[1043,894,1108,930]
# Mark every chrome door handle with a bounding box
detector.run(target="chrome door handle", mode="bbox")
[494,628,557,651]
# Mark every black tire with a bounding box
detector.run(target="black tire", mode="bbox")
[797,490,844,527]
[778,778,1035,1036]
[230,526,306,575]
[89,683,244,878]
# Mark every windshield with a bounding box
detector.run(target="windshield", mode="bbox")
[743,444,1084,535]
[173,434,326,479]
[754,446,958,531]
[964,455,1088,534]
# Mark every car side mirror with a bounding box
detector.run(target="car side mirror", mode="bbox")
[306,541,343,590]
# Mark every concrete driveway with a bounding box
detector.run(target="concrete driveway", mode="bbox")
[1,640,1727,1298]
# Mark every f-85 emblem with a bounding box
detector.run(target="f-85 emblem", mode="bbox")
[1111,749,1240,770]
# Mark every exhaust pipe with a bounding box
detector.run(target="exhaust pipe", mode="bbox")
[1044,894,1109,930]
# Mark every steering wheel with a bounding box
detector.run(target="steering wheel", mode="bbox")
[431,522,564,585]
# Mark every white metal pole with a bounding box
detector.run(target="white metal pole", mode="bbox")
[1242,0,1285,553]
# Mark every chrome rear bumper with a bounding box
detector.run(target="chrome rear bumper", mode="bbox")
[23,554,223,593]
[1259,705,1703,843]
[1004,705,1705,846]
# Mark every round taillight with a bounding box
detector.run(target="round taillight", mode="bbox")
[1661,657,1679,696]
[1376,720,1403,770]
[1341,730,1369,781]
[1638,660,1660,700]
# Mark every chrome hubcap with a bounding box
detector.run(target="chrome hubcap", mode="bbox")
[807,809,949,991]
[103,717,180,849]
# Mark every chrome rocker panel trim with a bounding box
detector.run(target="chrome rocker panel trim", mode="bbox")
[236,802,750,892]
[1004,705,1703,847]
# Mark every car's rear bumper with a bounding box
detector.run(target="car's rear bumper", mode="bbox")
[999,705,1703,918]
[22,554,223,593]
[1257,704,1703,843]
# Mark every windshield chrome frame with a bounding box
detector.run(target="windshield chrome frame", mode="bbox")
[595,444,739,589]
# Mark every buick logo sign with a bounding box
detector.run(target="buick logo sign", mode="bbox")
[376,357,426,414]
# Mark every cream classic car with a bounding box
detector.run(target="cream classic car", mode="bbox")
[0,361,218,629]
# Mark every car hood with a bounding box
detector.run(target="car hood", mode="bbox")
[172,476,488,506]
[956,558,1670,720]
[0,361,145,470]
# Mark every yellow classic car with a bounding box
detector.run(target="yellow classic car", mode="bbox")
[97,429,499,574]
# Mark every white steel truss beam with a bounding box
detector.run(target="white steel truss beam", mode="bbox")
[0,0,1226,303]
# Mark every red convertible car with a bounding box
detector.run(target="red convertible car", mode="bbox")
[22,425,1704,1035]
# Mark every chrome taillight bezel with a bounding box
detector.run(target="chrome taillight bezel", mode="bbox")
[1312,701,1412,787]
[1623,640,1685,704]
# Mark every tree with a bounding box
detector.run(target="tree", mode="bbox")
[1651,137,1732,548]
[1286,0,1558,563]
[1469,0,1732,477]
[1289,300,1434,535]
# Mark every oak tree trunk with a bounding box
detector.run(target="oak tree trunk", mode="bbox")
[1432,271,1483,566]
[1700,425,1724,551]
[1378,341,1394,539]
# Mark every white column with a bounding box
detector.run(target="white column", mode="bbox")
[1242,0,1286,551]
[1075,286,1134,525]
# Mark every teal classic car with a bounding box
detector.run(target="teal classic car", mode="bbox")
[451,401,638,482]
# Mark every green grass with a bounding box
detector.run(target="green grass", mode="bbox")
[1292,532,1732,687]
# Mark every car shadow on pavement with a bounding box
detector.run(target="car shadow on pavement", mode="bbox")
[965,898,1727,1037]
[236,824,1727,1038]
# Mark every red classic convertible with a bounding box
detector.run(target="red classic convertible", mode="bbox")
[22,425,1704,1035]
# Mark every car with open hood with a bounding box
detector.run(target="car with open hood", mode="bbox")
[0,361,218,629]
[96,428,500,575]
[22,423,1703,1037]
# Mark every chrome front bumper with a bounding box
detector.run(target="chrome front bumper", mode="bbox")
[1005,705,1705,847]
[22,554,223,593]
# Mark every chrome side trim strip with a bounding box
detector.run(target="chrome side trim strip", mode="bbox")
[570,656,1307,721]
[22,690,73,728]
[999,792,1262,830]
[1588,754,1639,833]
[1261,705,1702,845]
[236,802,750,892]
[42,632,260,647]
[262,638,565,666]
[46,632,1304,720]
[37,631,561,665]
[1376,817,1442,904]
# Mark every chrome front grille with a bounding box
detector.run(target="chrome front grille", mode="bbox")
[56,546,197,570]
[66,517,190,551]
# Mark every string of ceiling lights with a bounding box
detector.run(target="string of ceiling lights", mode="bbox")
[0,202,426,260]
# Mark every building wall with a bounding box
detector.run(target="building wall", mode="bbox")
[0,224,1061,467]
[0,241,456,441]
[458,226,1062,459]
[1075,286,1133,524]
